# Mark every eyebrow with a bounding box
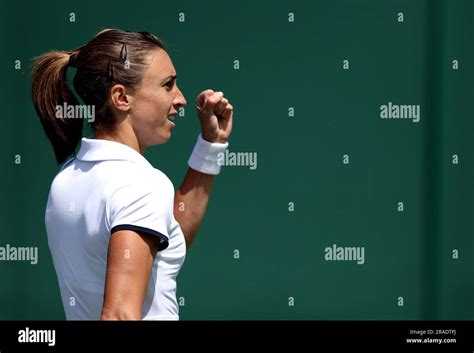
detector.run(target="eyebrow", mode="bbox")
[161,75,177,83]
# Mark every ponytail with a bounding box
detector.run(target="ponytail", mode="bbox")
[31,51,83,164]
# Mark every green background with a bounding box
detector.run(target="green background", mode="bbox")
[0,0,472,320]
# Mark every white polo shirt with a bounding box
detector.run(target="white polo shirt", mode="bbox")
[45,138,187,320]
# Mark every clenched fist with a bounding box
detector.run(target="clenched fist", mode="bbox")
[195,89,233,143]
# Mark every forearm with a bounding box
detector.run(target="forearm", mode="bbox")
[101,307,142,320]
[174,168,216,249]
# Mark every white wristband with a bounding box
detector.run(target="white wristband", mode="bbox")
[188,134,229,175]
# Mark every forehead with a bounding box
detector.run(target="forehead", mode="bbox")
[145,49,176,79]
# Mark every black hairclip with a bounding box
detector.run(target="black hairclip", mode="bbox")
[107,58,114,81]
[69,54,78,68]
[119,45,127,64]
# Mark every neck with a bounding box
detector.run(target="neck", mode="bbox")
[95,124,144,155]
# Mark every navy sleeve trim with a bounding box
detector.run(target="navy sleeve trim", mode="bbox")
[111,224,169,251]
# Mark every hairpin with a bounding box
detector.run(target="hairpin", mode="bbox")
[106,58,114,81]
[119,45,127,64]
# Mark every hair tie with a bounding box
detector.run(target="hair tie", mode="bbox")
[69,54,78,68]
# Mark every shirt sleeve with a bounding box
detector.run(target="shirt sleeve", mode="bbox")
[106,181,172,251]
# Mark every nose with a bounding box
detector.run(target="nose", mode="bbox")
[174,87,187,109]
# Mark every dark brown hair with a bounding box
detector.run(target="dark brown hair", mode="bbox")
[31,29,166,164]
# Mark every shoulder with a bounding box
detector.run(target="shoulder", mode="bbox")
[112,162,173,190]
[101,161,175,201]
[104,164,175,226]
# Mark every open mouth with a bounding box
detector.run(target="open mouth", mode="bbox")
[167,115,176,123]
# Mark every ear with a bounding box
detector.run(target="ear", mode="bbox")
[110,84,133,112]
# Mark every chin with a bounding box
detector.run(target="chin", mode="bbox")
[160,132,172,144]
[144,133,170,147]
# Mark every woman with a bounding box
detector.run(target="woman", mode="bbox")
[31,29,234,320]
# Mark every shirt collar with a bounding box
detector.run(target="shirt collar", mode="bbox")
[76,138,153,168]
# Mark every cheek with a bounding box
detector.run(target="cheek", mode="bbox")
[154,95,174,123]
[136,94,166,119]
[149,92,171,114]
[131,88,173,127]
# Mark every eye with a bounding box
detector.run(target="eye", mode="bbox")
[164,80,174,90]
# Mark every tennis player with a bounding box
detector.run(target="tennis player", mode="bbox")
[31,29,233,320]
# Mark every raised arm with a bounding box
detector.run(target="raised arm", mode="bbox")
[174,89,233,249]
